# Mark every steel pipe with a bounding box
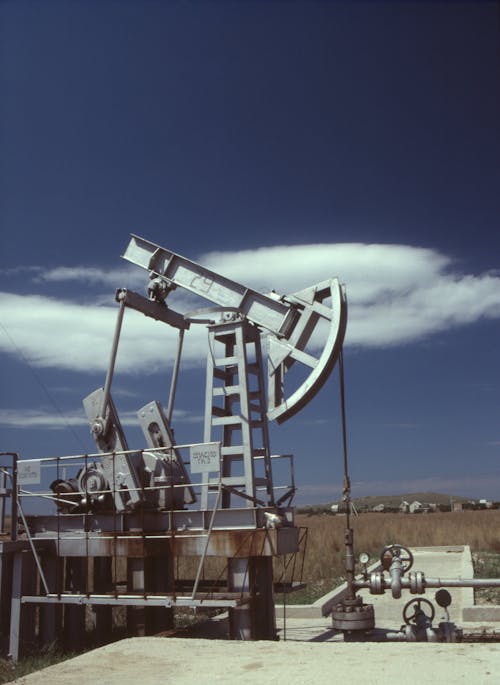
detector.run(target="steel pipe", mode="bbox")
[355,576,500,592]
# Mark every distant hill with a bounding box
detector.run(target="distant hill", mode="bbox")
[297,492,472,514]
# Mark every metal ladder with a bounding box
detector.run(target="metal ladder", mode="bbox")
[201,319,275,510]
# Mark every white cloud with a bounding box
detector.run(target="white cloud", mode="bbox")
[35,265,145,289]
[0,408,89,429]
[200,243,450,301]
[201,243,500,346]
[0,406,202,429]
[0,292,208,373]
[1,243,500,373]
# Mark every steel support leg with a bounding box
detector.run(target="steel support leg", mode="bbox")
[93,557,113,645]
[0,551,13,651]
[39,554,63,649]
[64,557,87,652]
[250,557,277,640]
[228,558,252,639]
[127,558,145,636]
[228,557,276,640]
[9,551,37,661]
[144,555,174,635]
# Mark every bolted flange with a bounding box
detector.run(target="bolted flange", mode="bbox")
[370,571,385,594]
[332,598,375,632]
[409,571,425,595]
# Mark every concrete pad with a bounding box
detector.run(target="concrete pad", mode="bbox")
[11,637,500,684]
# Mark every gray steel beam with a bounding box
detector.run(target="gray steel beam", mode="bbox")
[123,235,297,338]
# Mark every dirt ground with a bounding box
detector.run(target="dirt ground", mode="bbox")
[12,637,500,685]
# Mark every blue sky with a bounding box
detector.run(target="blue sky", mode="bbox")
[1,0,499,504]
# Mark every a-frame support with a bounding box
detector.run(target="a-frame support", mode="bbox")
[201,319,275,511]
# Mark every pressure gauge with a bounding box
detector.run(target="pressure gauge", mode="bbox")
[359,552,370,565]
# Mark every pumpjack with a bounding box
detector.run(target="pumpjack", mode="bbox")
[1,234,347,657]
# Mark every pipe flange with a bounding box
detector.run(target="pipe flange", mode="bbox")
[332,602,375,632]
[409,571,425,595]
[370,571,385,595]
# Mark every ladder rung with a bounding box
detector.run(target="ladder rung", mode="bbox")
[213,385,240,397]
[212,415,242,426]
[214,331,236,343]
[208,476,249,486]
[221,445,244,455]
[215,356,239,366]
[219,451,267,461]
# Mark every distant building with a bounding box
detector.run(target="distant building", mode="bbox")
[479,499,493,509]
[409,501,436,514]
[400,500,410,514]
[372,503,385,512]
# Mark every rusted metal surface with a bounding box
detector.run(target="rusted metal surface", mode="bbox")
[174,526,298,557]
[25,506,290,534]
[45,526,300,558]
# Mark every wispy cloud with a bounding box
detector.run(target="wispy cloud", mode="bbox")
[172,409,204,424]
[0,408,89,429]
[0,292,208,373]
[35,265,145,289]
[0,406,203,430]
[201,243,500,346]
[1,243,500,373]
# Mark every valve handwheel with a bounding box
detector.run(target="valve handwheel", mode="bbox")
[380,544,414,573]
[403,597,435,625]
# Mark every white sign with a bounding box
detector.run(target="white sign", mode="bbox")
[190,442,220,474]
[18,460,41,485]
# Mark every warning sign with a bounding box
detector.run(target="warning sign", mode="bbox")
[189,442,220,474]
[18,460,41,485]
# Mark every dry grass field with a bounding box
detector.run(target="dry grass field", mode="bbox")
[287,510,500,602]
